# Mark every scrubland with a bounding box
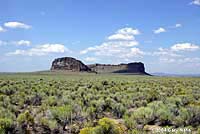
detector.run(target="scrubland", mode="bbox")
[0,73,200,134]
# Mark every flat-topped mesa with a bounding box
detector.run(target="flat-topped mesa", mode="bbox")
[50,57,150,75]
[88,62,149,74]
[51,57,91,72]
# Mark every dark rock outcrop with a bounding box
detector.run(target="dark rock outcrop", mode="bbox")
[88,62,149,75]
[50,57,149,75]
[51,57,91,72]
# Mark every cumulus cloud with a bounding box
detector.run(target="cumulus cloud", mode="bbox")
[0,26,6,32]
[171,43,199,51]
[80,27,144,62]
[152,43,199,61]
[159,58,176,63]
[169,23,182,29]
[191,0,200,5]
[154,24,182,33]
[108,27,140,40]
[154,27,166,34]
[7,44,68,56]
[179,57,200,63]
[80,41,139,55]
[108,34,134,40]
[0,40,7,46]
[119,47,144,59]
[84,57,97,62]
[4,22,31,29]
[0,40,31,46]
[117,27,140,35]
[13,40,31,46]
[152,43,200,65]
[159,57,200,64]
[153,47,182,57]
[175,24,182,28]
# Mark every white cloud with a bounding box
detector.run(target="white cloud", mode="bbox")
[108,34,134,40]
[159,58,176,63]
[108,27,140,40]
[152,43,200,65]
[153,47,182,57]
[7,44,68,56]
[0,40,31,46]
[0,26,6,32]
[154,27,166,34]
[169,23,182,29]
[80,27,143,61]
[13,40,31,46]
[178,57,200,63]
[154,24,181,33]
[119,47,144,59]
[80,41,139,55]
[80,41,143,60]
[84,57,97,62]
[191,0,200,5]
[175,24,182,28]
[152,43,200,63]
[159,57,200,64]
[171,43,199,51]
[0,40,8,46]
[4,22,31,29]
[117,27,140,35]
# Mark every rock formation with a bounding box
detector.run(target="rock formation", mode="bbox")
[88,62,149,74]
[51,57,91,72]
[50,57,149,75]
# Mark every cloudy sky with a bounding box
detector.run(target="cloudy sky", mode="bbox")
[0,0,200,74]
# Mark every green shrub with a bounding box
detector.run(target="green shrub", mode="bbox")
[112,103,126,118]
[50,105,73,124]
[0,118,13,133]
[80,118,126,134]
[125,107,154,128]
[40,117,58,130]
[148,101,174,124]
[17,111,34,125]
[43,96,57,106]
[174,107,191,127]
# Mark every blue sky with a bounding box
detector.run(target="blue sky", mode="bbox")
[0,0,200,74]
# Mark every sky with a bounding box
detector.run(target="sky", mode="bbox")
[0,0,200,74]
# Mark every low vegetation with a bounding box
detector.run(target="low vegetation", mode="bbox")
[0,73,199,133]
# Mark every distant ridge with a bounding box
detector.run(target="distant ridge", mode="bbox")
[152,72,200,77]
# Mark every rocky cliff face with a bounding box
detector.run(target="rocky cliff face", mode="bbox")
[50,57,149,75]
[51,57,91,72]
[88,62,148,74]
